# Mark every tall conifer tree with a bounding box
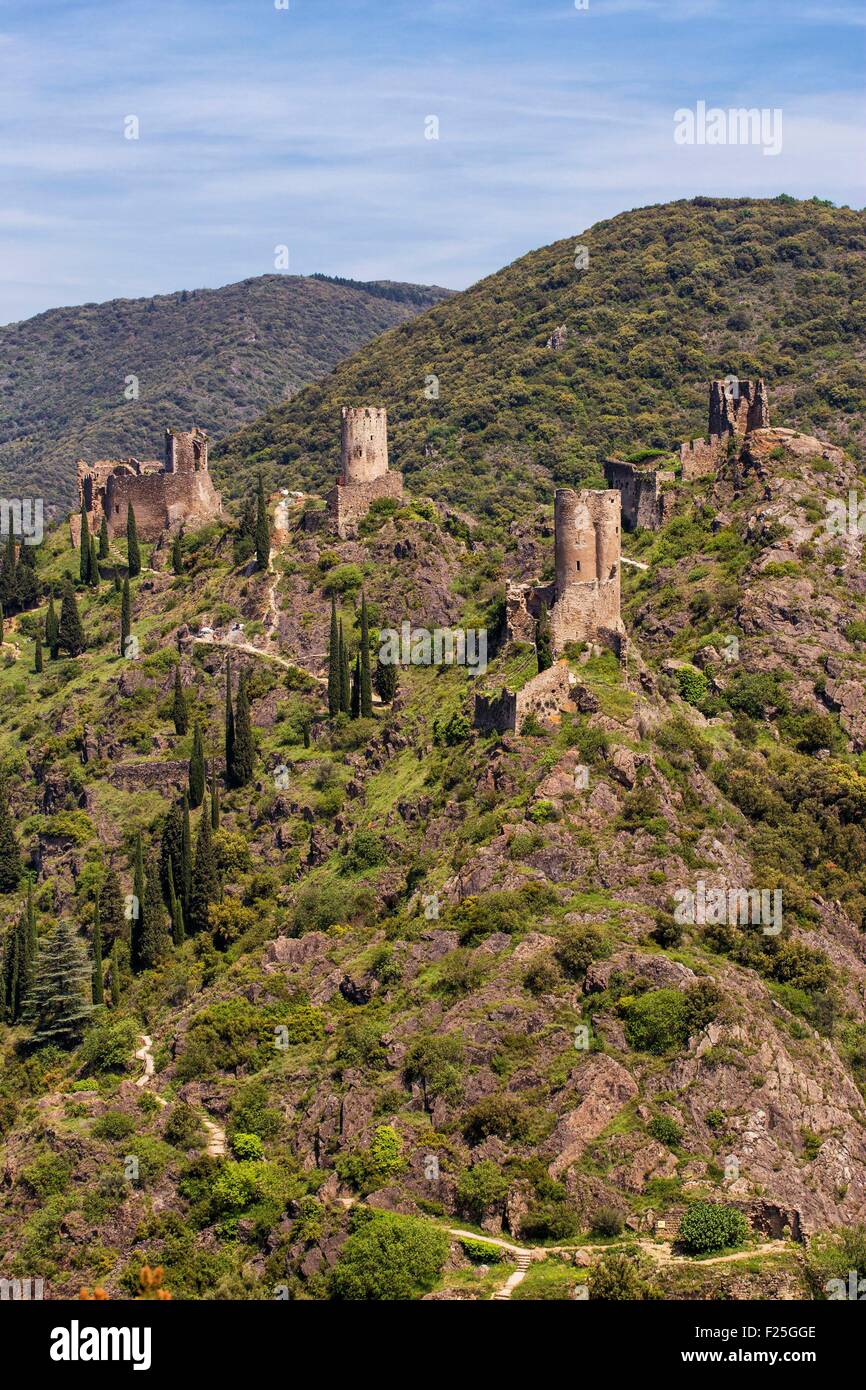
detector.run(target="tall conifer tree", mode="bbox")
[29,921,93,1048]
[120,576,131,657]
[189,798,219,935]
[188,722,205,808]
[327,597,340,717]
[58,576,85,656]
[126,503,141,578]
[359,589,373,718]
[255,472,270,571]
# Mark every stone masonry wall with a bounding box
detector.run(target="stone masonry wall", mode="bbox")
[327,470,403,540]
[474,660,574,734]
[104,469,221,541]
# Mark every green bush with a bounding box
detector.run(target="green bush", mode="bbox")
[79,1017,138,1074]
[456,1160,509,1221]
[591,1207,624,1237]
[588,1251,656,1300]
[622,983,720,1054]
[21,1152,72,1198]
[331,1210,448,1300]
[679,1201,749,1254]
[92,1110,137,1141]
[647,1115,682,1148]
[460,1237,505,1264]
[231,1132,265,1161]
[554,924,609,981]
[163,1104,205,1150]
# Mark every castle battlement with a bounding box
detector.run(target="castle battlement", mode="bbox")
[680,378,769,480]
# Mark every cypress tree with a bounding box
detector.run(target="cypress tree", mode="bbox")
[0,602,4,644]
[327,597,340,717]
[233,490,256,567]
[126,503,141,578]
[79,504,90,584]
[255,472,270,571]
[45,593,59,659]
[130,834,146,972]
[166,859,185,947]
[231,672,254,787]
[15,541,39,611]
[109,937,124,1008]
[120,576,131,658]
[172,665,188,735]
[339,622,351,713]
[210,760,220,830]
[89,534,99,588]
[188,721,205,808]
[91,906,104,1006]
[181,792,193,912]
[189,798,219,934]
[1,921,19,1023]
[359,589,373,718]
[171,531,183,575]
[225,657,235,778]
[159,801,183,903]
[0,786,22,892]
[58,576,85,656]
[2,887,36,1022]
[29,921,94,1049]
[0,533,16,615]
[34,627,43,673]
[374,655,398,704]
[350,654,360,719]
[141,854,168,968]
[535,602,553,673]
[97,867,125,944]
[113,566,121,593]
[98,514,109,560]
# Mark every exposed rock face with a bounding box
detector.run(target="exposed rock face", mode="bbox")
[544,1055,638,1179]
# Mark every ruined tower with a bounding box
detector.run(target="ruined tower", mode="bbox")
[339,407,389,484]
[680,378,769,479]
[165,427,208,475]
[506,488,625,657]
[328,406,403,538]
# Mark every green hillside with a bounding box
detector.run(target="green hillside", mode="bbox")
[216,197,866,522]
[0,275,452,518]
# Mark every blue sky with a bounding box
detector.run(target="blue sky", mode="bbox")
[0,0,863,323]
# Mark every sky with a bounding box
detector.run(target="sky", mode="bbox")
[0,0,864,324]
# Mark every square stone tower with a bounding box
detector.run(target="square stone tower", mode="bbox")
[680,378,769,479]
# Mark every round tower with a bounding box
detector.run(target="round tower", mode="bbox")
[593,490,621,581]
[555,488,596,596]
[340,407,388,484]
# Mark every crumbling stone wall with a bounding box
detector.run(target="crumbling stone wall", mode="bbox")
[681,378,769,480]
[604,459,677,531]
[474,660,574,734]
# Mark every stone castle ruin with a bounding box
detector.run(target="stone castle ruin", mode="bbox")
[475,488,626,734]
[507,488,626,656]
[75,427,222,543]
[327,407,403,538]
[679,377,769,479]
[604,378,769,531]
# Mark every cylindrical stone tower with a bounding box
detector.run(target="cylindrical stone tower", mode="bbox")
[593,490,621,581]
[555,488,596,596]
[340,407,388,485]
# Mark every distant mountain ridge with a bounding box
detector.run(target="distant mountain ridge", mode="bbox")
[0,274,453,516]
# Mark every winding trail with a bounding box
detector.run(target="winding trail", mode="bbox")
[447,1229,533,1300]
[135,1032,226,1153]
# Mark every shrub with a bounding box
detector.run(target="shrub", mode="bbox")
[622,983,720,1054]
[463,1093,531,1144]
[591,1207,624,1238]
[456,1160,509,1221]
[331,1210,448,1300]
[677,665,709,707]
[804,1224,866,1298]
[678,1201,749,1254]
[92,1110,137,1141]
[647,1115,682,1148]
[523,953,561,995]
[164,1104,205,1150]
[231,1132,265,1161]
[588,1252,655,1300]
[460,1236,505,1264]
[554,924,609,981]
[21,1152,72,1198]
[342,830,387,873]
[79,1017,138,1074]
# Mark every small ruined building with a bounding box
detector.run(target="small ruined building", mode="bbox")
[327,407,403,539]
[603,457,677,532]
[679,377,769,479]
[475,488,626,734]
[75,428,222,543]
